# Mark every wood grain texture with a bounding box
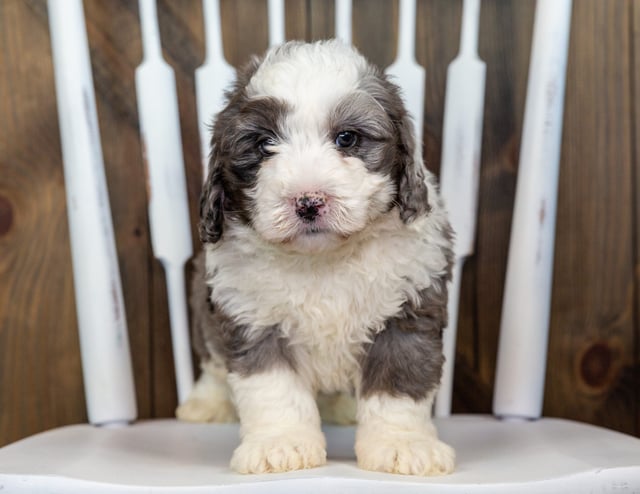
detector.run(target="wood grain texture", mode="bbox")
[634,0,640,438]
[0,0,638,447]
[543,0,637,436]
[0,0,86,445]
[352,0,396,69]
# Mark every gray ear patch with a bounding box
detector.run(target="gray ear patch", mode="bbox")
[357,70,431,223]
[391,98,431,223]
[199,165,224,244]
[397,159,431,223]
[198,57,290,245]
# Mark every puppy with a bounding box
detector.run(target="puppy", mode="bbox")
[178,40,455,476]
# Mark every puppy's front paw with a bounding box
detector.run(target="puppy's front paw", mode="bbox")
[231,429,327,474]
[355,429,455,476]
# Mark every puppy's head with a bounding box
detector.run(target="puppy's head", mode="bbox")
[200,40,429,253]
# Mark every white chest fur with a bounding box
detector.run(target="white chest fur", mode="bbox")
[205,211,450,393]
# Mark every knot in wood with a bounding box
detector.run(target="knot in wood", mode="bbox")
[579,341,614,390]
[0,195,14,237]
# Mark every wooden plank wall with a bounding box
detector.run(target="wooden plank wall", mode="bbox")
[0,0,638,447]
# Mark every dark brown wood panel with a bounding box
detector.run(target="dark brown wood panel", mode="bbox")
[1,0,638,447]
[544,0,637,435]
[352,0,396,68]
[307,0,335,41]
[630,0,640,437]
[0,0,86,445]
[220,0,269,67]
[634,0,640,437]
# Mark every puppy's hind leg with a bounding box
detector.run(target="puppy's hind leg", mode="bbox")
[176,359,237,423]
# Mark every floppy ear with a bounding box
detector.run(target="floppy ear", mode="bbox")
[199,57,264,244]
[360,70,431,223]
[199,151,224,244]
[395,112,431,223]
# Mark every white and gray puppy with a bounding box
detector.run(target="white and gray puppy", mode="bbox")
[178,40,455,476]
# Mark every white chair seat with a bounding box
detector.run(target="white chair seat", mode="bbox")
[1,415,638,493]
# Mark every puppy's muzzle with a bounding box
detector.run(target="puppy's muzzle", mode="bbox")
[295,193,327,223]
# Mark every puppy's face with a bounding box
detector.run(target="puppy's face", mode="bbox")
[200,41,430,253]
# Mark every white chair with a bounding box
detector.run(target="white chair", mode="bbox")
[1,0,638,492]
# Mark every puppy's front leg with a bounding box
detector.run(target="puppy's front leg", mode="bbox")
[228,368,326,474]
[355,286,455,476]
[356,393,454,476]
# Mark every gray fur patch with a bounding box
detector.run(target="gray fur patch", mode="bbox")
[357,69,431,222]
[329,92,394,143]
[359,276,449,401]
[189,252,295,376]
[189,251,216,361]
[199,59,290,244]
[329,92,399,194]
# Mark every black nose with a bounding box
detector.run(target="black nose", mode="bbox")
[295,195,325,222]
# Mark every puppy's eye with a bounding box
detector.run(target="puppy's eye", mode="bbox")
[335,131,358,149]
[258,137,277,157]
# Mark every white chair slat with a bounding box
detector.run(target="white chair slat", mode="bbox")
[385,0,425,142]
[436,0,485,417]
[136,0,195,405]
[494,0,573,419]
[197,0,236,181]
[335,0,352,44]
[268,0,285,47]
[47,0,137,426]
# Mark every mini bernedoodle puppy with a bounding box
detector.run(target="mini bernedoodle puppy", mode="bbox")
[177,40,455,476]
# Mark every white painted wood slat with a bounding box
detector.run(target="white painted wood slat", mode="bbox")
[47,0,137,426]
[436,0,486,417]
[135,0,194,404]
[493,0,573,419]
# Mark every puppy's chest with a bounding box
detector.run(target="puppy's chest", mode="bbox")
[207,230,441,390]
[212,249,414,333]
[214,255,409,391]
